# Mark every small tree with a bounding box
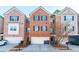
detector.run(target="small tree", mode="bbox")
[54,21,72,48]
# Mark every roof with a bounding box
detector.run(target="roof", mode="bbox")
[0,16,4,19]
[29,6,51,16]
[58,7,78,15]
[4,6,25,15]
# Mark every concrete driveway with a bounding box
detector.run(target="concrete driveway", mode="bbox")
[22,44,79,52]
[22,44,59,52]
[0,43,18,52]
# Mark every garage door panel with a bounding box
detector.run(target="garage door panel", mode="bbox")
[31,37,49,44]
[4,37,23,44]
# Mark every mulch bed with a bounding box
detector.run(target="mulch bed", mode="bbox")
[9,44,28,51]
[53,44,66,48]
[14,44,28,48]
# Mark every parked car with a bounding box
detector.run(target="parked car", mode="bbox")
[0,40,8,46]
[69,36,79,45]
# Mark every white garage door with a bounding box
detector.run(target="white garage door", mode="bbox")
[4,37,23,44]
[31,37,49,44]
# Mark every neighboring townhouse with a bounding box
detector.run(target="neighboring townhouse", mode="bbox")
[29,6,50,44]
[55,7,78,35]
[0,16,4,34]
[4,7,26,44]
[0,16,4,40]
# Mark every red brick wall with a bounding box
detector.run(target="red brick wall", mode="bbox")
[30,8,50,37]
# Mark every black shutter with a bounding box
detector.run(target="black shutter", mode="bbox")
[33,26,35,31]
[72,16,74,21]
[33,16,35,21]
[46,16,47,21]
[38,16,40,21]
[73,26,74,31]
[46,26,47,31]
[17,16,19,21]
[41,26,42,31]
[38,26,39,31]
[41,16,42,20]
[64,16,66,21]
[10,16,11,21]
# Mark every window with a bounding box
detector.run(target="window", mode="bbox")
[10,26,16,31]
[8,23,19,35]
[64,16,74,21]
[33,26,39,31]
[34,16,40,20]
[72,26,74,31]
[10,16,19,21]
[41,26,47,31]
[41,16,47,20]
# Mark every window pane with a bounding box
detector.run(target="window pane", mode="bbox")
[41,16,47,20]
[34,16,39,20]
[64,16,74,21]
[41,26,47,31]
[10,26,16,31]
[34,26,39,31]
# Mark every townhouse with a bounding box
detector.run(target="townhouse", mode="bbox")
[29,6,50,44]
[0,6,78,44]
[0,16,4,40]
[4,7,27,44]
[55,7,78,35]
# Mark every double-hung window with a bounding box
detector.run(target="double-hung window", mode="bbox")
[41,26,47,31]
[33,26,39,31]
[64,16,74,21]
[41,16,47,21]
[10,26,17,31]
[34,16,40,21]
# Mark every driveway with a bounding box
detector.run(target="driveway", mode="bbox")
[68,45,79,52]
[0,43,18,52]
[22,44,79,52]
[22,44,60,52]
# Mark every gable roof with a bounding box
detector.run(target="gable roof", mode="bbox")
[58,7,78,15]
[4,6,25,15]
[29,6,51,16]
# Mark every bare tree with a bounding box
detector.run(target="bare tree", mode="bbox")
[54,20,72,48]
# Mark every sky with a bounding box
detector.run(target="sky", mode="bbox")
[0,6,65,17]
[0,6,79,17]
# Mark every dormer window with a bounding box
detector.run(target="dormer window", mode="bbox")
[10,16,19,21]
